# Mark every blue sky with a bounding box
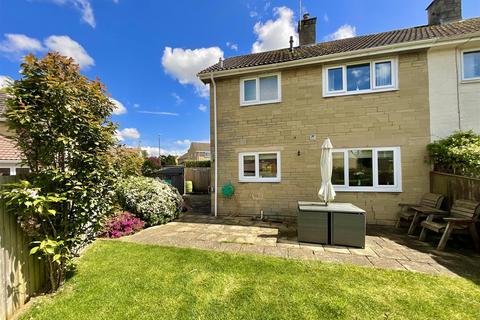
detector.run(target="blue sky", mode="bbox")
[1,0,479,155]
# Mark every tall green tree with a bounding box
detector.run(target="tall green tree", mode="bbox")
[1,53,117,291]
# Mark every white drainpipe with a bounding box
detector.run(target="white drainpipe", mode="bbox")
[211,72,218,217]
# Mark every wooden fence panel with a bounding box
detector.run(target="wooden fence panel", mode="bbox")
[184,167,211,193]
[430,171,480,210]
[0,177,47,320]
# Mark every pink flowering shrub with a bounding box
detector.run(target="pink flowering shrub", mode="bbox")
[100,211,144,238]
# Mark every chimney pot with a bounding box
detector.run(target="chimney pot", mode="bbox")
[289,36,294,52]
[303,13,310,20]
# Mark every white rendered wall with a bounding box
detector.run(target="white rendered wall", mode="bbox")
[428,45,480,141]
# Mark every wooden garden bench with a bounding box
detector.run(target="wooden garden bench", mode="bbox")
[419,199,480,251]
[396,193,445,235]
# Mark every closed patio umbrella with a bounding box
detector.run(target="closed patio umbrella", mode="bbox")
[318,137,336,204]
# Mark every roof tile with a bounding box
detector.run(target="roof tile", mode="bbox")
[199,18,480,75]
[0,135,22,161]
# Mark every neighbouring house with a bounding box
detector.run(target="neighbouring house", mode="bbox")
[198,0,480,224]
[178,142,211,164]
[0,92,29,176]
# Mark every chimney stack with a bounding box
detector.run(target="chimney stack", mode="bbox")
[427,0,462,25]
[298,13,317,46]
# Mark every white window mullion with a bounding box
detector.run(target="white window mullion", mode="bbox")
[370,62,374,90]
[255,154,260,179]
[395,148,402,189]
[343,150,349,187]
[373,148,379,188]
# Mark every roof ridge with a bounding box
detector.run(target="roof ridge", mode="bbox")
[198,17,480,75]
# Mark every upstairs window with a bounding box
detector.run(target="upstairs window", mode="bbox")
[375,61,393,87]
[240,74,281,106]
[239,151,281,182]
[332,147,401,192]
[462,50,480,80]
[328,67,343,92]
[324,58,397,97]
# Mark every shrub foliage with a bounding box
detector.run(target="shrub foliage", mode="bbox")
[109,146,144,177]
[184,160,211,168]
[0,53,117,291]
[427,130,480,177]
[116,176,182,226]
[99,211,144,238]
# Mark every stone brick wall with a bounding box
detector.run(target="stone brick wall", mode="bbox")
[210,51,431,225]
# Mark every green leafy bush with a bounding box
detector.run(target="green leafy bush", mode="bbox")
[116,176,182,226]
[109,146,144,177]
[184,160,210,168]
[427,130,480,177]
[1,53,117,291]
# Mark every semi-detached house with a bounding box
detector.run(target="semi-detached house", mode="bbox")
[198,0,480,225]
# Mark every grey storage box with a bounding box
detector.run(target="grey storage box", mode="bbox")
[297,202,366,248]
[331,212,366,248]
[297,209,328,243]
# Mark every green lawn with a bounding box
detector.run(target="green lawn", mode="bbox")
[22,240,480,320]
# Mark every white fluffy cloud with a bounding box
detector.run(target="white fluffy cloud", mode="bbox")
[141,146,186,157]
[0,34,44,53]
[161,47,223,98]
[110,98,127,115]
[44,35,94,68]
[198,104,207,112]
[171,92,183,105]
[175,139,191,145]
[50,0,96,28]
[0,34,93,69]
[326,24,357,41]
[0,75,12,89]
[137,111,179,116]
[252,6,298,53]
[115,128,140,141]
[226,42,238,51]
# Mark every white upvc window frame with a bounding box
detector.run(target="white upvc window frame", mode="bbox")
[323,58,398,97]
[240,73,282,106]
[238,151,281,183]
[0,160,28,176]
[461,49,480,82]
[332,147,402,192]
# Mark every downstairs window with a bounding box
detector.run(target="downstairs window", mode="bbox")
[239,152,281,182]
[332,147,401,192]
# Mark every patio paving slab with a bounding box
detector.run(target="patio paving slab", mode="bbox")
[323,245,351,254]
[122,214,480,278]
[288,248,316,260]
[367,257,407,271]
